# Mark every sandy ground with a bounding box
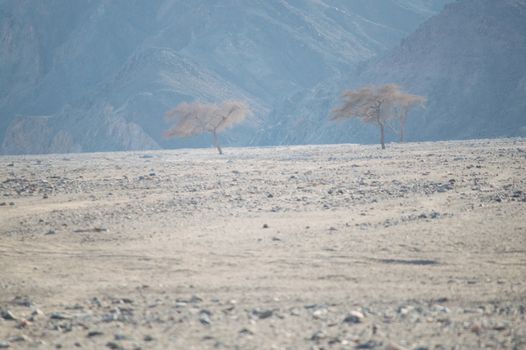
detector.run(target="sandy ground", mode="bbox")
[0,138,525,350]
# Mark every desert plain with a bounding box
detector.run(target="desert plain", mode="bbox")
[0,138,525,350]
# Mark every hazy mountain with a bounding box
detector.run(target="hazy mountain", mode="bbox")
[359,0,526,141]
[263,0,526,145]
[0,0,452,154]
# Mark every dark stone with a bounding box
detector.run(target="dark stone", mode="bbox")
[252,309,273,319]
[239,328,254,336]
[106,342,124,350]
[50,312,71,320]
[355,340,382,349]
[11,296,32,307]
[87,331,104,338]
[343,314,362,324]
[0,310,16,321]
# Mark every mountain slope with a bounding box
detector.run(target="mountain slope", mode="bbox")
[262,0,526,145]
[0,0,450,154]
[359,0,526,141]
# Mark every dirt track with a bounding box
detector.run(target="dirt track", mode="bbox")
[1,139,525,349]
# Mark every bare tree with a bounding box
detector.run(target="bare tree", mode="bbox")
[331,84,401,149]
[165,100,250,154]
[392,93,426,142]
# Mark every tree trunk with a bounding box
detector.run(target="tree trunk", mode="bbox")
[213,131,223,155]
[380,123,386,150]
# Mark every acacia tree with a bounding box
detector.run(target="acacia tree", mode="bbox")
[165,100,250,154]
[331,84,400,149]
[392,92,426,142]
[331,84,426,148]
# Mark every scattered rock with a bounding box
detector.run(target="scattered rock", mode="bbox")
[289,307,301,316]
[432,304,449,313]
[73,226,108,233]
[343,310,364,324]
[437,183,454,193]
[355,340,381,349]
[7,335,29,343]
[252,309,273,319]
[11,296,32,307]
[199,310,212,325]
[45,230,56,235]
[189,295,203,303]
[66,303,84,310]
[262,223,269,229]
[470,323,482,334]
[310,330,326,342]
[87,331,104,338]
[493,323,507,331]
[312,308,328,319]
[113,334,130,341]
[50,312,71,320]
[29,308,44,320]
[106,342,124,350]
[0,341,9,349]
[328,337,341,345]
[143,335,154,342]
[386,344,407,350]
[113,298,133,305]
[0,310,16,321]
[16,319,31,328]
[239,328,254,336]
[398,306,413,316]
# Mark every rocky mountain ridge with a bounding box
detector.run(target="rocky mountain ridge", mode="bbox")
[5,0,506,154]
[262,0,526,145]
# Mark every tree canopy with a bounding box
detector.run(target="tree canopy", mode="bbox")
[331,84,425,148]
[165,100,250,154]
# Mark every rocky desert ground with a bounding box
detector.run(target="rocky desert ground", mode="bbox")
[0,138,525,350]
